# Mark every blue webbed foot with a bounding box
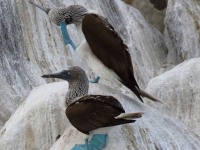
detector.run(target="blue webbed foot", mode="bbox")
[90,134,108,149]
[71,134,108,150]
[89,76,100,83]
[60,21,76,50]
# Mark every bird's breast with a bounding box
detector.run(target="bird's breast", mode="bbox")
[76,41,121,83]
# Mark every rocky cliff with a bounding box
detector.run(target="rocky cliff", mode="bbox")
[0,0,200,149]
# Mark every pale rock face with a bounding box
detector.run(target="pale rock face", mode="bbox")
[146,58,200,139]
[0,0,167,126]
[1,0,200,149]
[0,82,200,150]
[128,0,167,32]
[0,82,69,150]
[165,0,200,65]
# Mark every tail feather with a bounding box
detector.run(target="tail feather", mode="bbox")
[115,112,144,119]
[128,85,144,102]
[102,119,136,128]
[102,112,143,127]
[139,88,163,103]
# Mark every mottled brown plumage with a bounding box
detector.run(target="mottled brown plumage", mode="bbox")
[42,67,143,135]
[66,95,135,134]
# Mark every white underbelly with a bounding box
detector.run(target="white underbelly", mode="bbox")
[76,41,121,83]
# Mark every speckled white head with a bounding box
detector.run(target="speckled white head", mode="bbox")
[29,1,88,26]
[42,66,89,104]
[48,5,88,26]
[42,66,88,82]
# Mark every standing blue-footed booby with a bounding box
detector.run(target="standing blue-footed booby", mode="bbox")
[29,1,161,103]
[42,66,143,149]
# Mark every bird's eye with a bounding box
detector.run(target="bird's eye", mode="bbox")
[65,16,73,24]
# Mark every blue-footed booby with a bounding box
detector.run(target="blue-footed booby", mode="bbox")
[42,66,143,149]
[29,1,161,103]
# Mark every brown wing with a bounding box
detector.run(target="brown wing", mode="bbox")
[82,13,142,102]
[65,95,134,134]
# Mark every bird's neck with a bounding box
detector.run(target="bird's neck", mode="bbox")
[66,78,89,106]
[76,23,86,42]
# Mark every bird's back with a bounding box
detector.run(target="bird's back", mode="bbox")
[82,13,143,101]
[65,95,135,134]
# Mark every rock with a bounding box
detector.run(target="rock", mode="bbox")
[146,58,200,139]
[0,82,69,150]
[0,82,200,150]
[123,0,168,10]
[165,0,200,65]
[123,0,166,32]
[2,0,200,148]
[0,0,167,127]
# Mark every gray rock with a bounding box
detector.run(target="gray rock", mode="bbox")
[0,82,68,150]
[1,0,200,148]
[146,58,200,139]
[123,0,166,32]
[165,0,200,65]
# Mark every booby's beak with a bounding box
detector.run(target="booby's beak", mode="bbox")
[42,70,72,80]
[60,21,76,50]
[42,73,63,79]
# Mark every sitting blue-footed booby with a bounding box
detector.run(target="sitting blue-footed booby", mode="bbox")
[42,66,143,149]
[29,1,161,103]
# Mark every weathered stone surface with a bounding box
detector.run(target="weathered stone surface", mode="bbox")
[0,82,200,150]
[0,82,68,150]
[0,0,167,127]
[165,0,200,65]
[1,0,200,149]
[123,0,166,32]
[146,58,200,139]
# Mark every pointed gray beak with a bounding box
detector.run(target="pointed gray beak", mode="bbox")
[42,72,64,79]
[42,70,72,81]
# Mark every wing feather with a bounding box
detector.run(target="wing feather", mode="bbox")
[82,14,142,101]
[66,95,129,134]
